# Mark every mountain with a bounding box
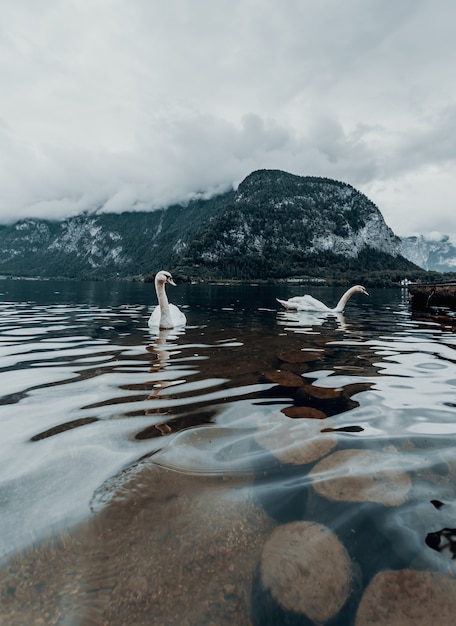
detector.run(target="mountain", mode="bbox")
[0,169,422,282]
[401,234,456,273]
[176,170,414,281]
[0,194,231,280]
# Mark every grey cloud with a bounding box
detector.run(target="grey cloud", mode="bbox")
[0,0,455,237]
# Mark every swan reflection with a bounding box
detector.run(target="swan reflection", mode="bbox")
[144,328,185,430]
[147,327,173,371]
[277,309,348,332]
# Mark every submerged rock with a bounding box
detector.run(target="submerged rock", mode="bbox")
[309,449,412,506]
[255,410,337,466]
[355,568,456,626]
[280,406,327,419]
[277,349,322,364]
[256,521,355,624]
[261,369,304,388]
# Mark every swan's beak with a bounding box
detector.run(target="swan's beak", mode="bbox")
[363,288,369,296]
[168,278,176,286]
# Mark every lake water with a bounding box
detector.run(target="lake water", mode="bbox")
[1,278,456,625]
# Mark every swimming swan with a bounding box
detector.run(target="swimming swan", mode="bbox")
[148,271,187,329]
[277,285,369,313]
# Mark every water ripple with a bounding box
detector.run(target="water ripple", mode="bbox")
[1,282,456,624]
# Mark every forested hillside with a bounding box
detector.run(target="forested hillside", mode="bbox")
[0,169,424,283]
[174,170,419,283]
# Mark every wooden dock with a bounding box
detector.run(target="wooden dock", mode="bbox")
[408,282,456,309]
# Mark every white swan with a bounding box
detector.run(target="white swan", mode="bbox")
[148,271,187,329]
[277,285,369,313]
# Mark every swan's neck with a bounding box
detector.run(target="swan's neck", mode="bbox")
[155,279,174,329]
[334,287,357,313]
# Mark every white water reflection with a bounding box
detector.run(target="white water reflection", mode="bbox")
[277,308,348,332]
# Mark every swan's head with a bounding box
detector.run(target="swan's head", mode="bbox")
[155,270,176,286]
[354,285,369,296]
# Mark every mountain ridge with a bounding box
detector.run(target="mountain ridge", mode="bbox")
[401,234,456,272]
[0,169,431,282]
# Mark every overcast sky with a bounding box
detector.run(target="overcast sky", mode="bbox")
[0,0,455,238]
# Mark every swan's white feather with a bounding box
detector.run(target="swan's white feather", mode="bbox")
[148,304,187,328]
[277,285,368,314]
[283,295,331,311]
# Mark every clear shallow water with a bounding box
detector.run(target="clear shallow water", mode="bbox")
[0,279,456,625]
